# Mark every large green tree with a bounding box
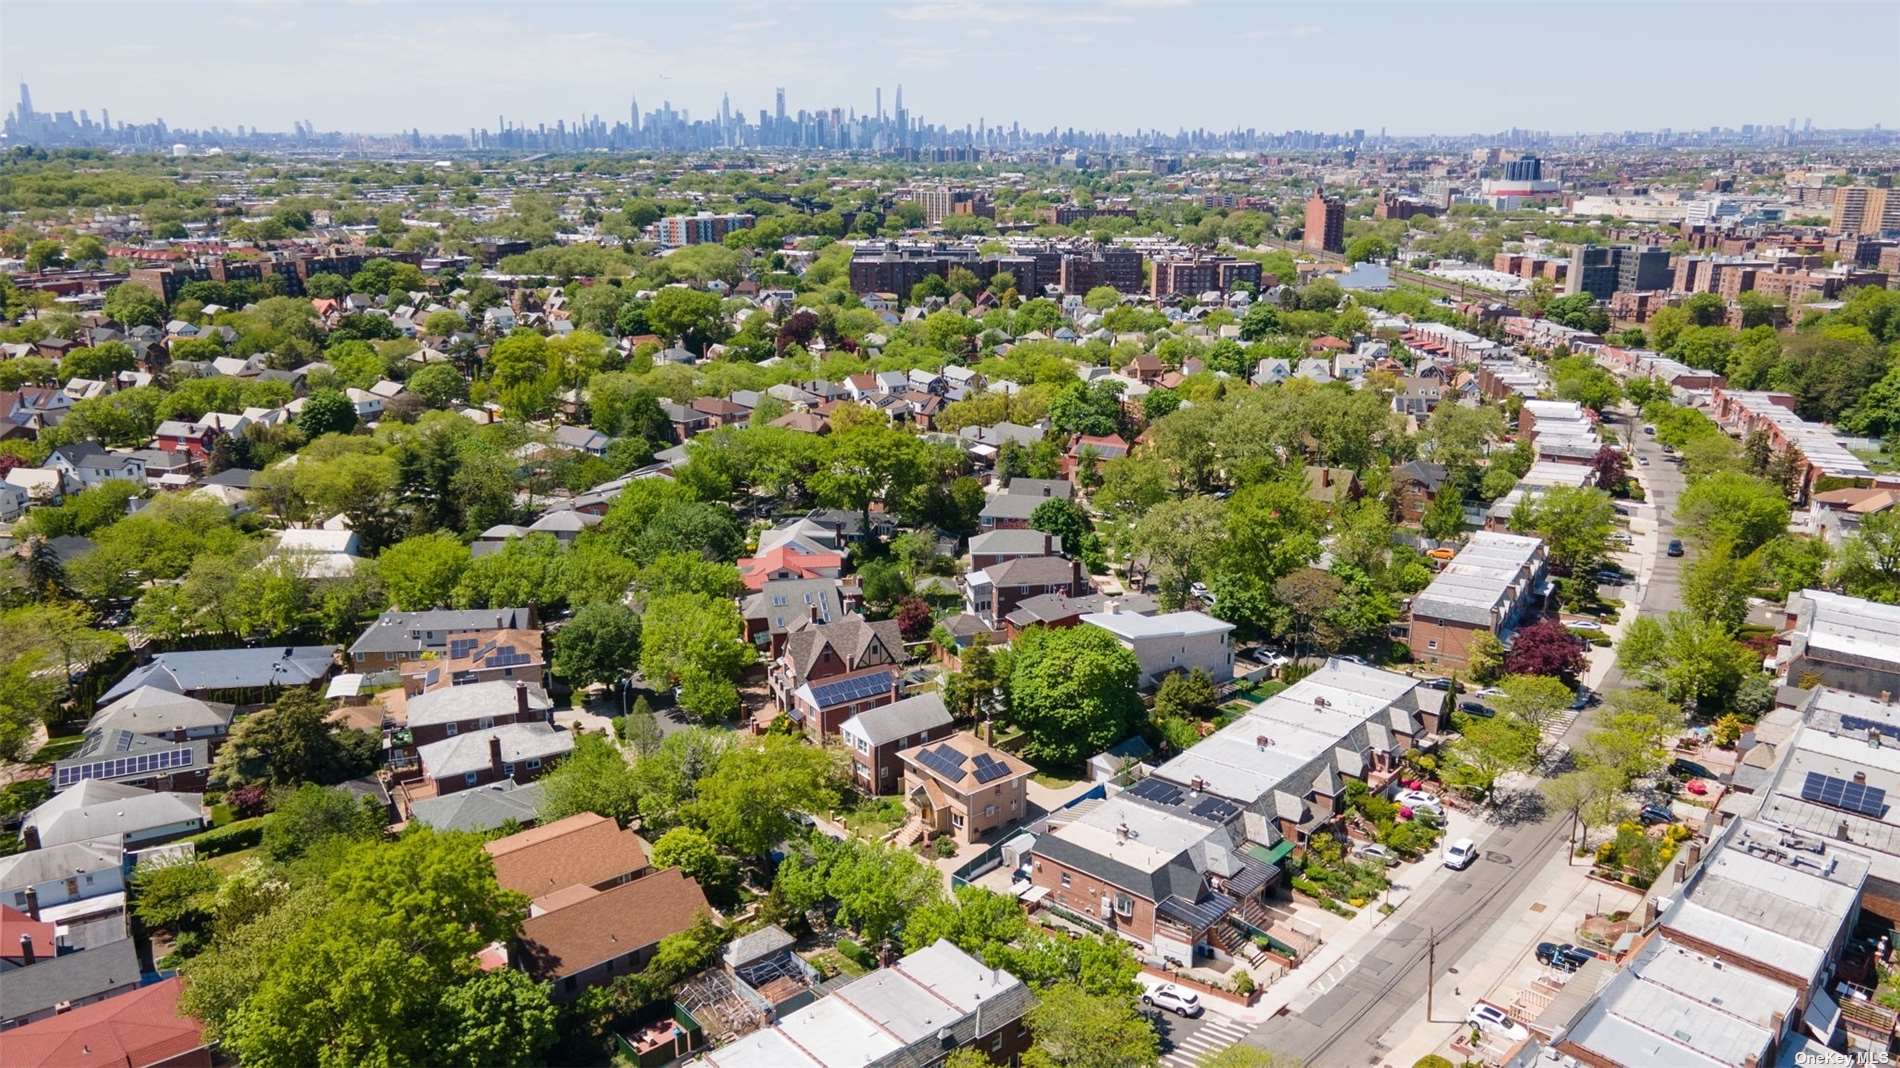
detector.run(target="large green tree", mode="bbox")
[1007,625,1145,765]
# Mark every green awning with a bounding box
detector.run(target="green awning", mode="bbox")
[1245,840,1295,865]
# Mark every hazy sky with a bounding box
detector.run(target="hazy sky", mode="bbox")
[4,1,1897,136]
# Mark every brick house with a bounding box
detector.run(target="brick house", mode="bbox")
[897,731,1033,846]
[347,607,537,673]
[1406,532,1549,668]
[398,630,546,698]
[768,616,905,740]
[963,556,1086,630]
[839,693,956,796]
[412,722,572,797]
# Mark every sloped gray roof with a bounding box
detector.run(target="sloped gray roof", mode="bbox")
[0,937,141,1020]
[25,781,204,849]
[407,779,545,834]
[842,693,953,748]
[101,646,336,702]
[0,840,123,893]
[350,608,534,657]
[406,681,552,728]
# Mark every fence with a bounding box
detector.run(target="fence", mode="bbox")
[949,783,1109,888]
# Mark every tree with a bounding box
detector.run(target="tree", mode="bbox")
[1579,689,1685,788]
[296,389,358,439]
[902,884,1031,959]
[1272,567,1345,659]
[1030,496,1093,560]
[551,601,642,689]
[776,835,942,945]
[1024,983,1160,1068]
[539,732,642,827]
[1443,708,1539,800]
[1504,618,1589,683]
[1682,539,1763,632]
[260,784,385,863]
[407,363,467,408]
[1239,302,1280,341]
[1490,673,1575,761]
[1541,765,1624,861]
[688,734,839,857]
[809,421,938,534]
[376,532,470,610]
[1831,509,1900,604]
[25,239,65,271]
[1616,612,1758,712]
[602,913,726,1014]
[647,287,727,353]
[1420,484,1465,540]
[1154,667,1218,721]
[1048,380,1125,437]
[894,596,933,641]
[1083,285,1122,311]
[210,689,377,790]
[103,283,166,328]
[639,593,754,721]
[1512,485,1615,575]
[1676,470,1790,555]
[1588,445,1627,493]
[650,826,737,904]
[1131,496,1227,609]
[1344,234,1394,264]
[188,830,541,1067]
[1008,625,1146,765]
[1466,630,1507,685]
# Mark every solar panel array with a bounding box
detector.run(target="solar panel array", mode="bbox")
[479,646,534,669]
[971,752,1012,784]
[1129,777,1185,806]
[449,638,480,659]
[1841,714,1900,743]
[1801,771,1887,818]
[56,746,194,788]
[916,744,968,783]
[810,670,895,708]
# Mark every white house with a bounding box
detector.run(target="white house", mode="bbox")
[0,840,126,916]
[1079,608,1236,687]
[46,443,147,490]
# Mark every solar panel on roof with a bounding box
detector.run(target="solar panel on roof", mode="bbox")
[1129,777,1184,806]
[1841,714,1900,742]
[115,732,135,752]
[917,747,966,783]
[973,759,1011,784]
[1802,771,1888,818]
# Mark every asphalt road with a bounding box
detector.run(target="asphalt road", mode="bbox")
[1240,407,1686,1068]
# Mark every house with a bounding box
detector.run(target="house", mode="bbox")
[515,867,710,1000]
[1001,476,1074,500]
[839,693,956,796]
[742,577,847,651]
[5,466,62,504]
[271,528,363,578]
[968,529,1062,571]
[1405,532,1549,667]
[399,633,546,700]
[1146,659,1447,848]
[896,730,1033,846]
[963,555,1086,629]
[403,680,555,747]
[100,645,337,705]
[1301,466,1361,506]
[1389,460,1451,524]
[484,813,650,903]
[21,782,204,851]
[0,840,125,916]
[0,974,208,1066]
[737,544,845,591]
[690,396,750,427]
[344,387,384,422]
[1080,608,1236,687]
[1002,591,1156,636]
[1252,358,1291,386]
[51,731,209,795]
[1061,433,1128,476]
[1027,788,1277,961]
[0,936,141,1030]
[660,402,710,443]
[1392,375,1446,418]
[407,779,546,835]
[1780,589,1900,699]
[46,443,146,490]
[699,940,1032,1068]
[413,722,573,797]
[977,491,1045,531]
[526,509,600,545]
[550,424,610,456]
[770,615,906,739]
[152,419,219,462]
[0,481,25,521]
[1123,353,1165,384]
[347,607,536,673]
[82,687,233,744]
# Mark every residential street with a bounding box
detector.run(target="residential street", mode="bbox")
[1240,405,1687,1068]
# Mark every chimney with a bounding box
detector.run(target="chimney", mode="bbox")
[1686,841,1702,866]
[1643,899,1659,926]
[19,932,34,966]
[1320,468,1332,488]
[810,604,822,624]
[1674,860,1687,883]
[23,886,39,921]
[488,735,503,777]
[1042,532,1054,555]
[21,825,39,851]
[1882,691,1893,703]
[1841,820,1852,840]
[515,680,528,719]
[1106,598,1120,615]
[1854,770,1867,785]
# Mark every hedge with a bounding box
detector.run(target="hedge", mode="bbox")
[836,938,875,969]
[188,818,267,857]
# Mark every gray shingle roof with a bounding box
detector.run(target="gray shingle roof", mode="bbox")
[0,937,141,1020]
[842,693,953,748]
[349,609,534,658]
[101,646,336,702]
[416,723,573,781]
[407,780,545,833]
[405,680,552,728]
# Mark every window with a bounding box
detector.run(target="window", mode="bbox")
[527,758,542,770]
[503,762,515,778]
[445,723,458,736]
[1009,799,1019,811]
[478,717,494,729]
[855,737,869,754]
[463,771,479,786]
[1060,872,1072,888]
[1426,639,1438,650]
[952,813,965,828]
[983,804,998,817]
[1115,894,1134,917]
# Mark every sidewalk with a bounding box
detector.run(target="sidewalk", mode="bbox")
[1370,852,1640,1067]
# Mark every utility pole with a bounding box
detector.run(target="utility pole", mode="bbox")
[1426,926,1435,1021]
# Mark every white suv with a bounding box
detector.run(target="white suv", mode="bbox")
[1444,837,1478,870]
[1467,1002,1528,1042]
[1141,983,1204,1018]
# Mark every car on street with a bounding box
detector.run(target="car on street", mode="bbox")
[1667,539,1685,557]
[1189,582,1215,606]
[1395,789,1444,815]
[1536,942,1599,972]
[1643,425,1656,435]
[1420,676,1454,691]
[1353,842,1399,867]
[1570,686,1596,710]
[1466,1003,1528,1042]
[1638,803,1678,826]
[1457,699,1495,718]
[1636,455,1649,466]
[1141,983,1204,1018]
[1565,618,1605,632]
[1443,837,1478,870]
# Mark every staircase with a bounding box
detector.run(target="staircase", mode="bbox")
[890,814,929,849]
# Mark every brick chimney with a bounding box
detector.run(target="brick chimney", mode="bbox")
[19,932,34,966]
[23,886,39,921]
[489,735,504,778]
[21,824,39,851]
[1042,532,1054,555]
[515,680,528,720]
[1686,841,1702,866]
[1642,898,1658,926]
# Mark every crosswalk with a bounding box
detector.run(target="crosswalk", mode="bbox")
[1161,1014,1255,1068]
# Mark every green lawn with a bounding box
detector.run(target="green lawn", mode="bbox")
[804,948,870,980]
[204,846,261,876]
[1029,768,1084,790]
[31,735,86,764]
[840,797,907,840]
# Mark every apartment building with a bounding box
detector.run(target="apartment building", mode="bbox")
[1406,532,1550,667]
[1832,186,1900,237]
[1303,186,1344,253]
[1781,590,1900,699]
[1149,255,1262,300]
[656,212,754,248]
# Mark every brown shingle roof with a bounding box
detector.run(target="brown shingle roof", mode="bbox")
[515,868,710,980]
[782,615,903,682]
[483,812,649,898]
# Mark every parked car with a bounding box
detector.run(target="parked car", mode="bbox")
[1565,618,1605,632]
[1395,789,1444,815]
[1536,942,1599,972]
[1420,676,1455,691]
[1353,842,1399,867]
[1444,837,1478,870]
[1667,539,1685,557]
[1467,1002,1529,1042]
[1190,582,1213,603]
[1639,804,1678,826]
[1142,983,1204,1018]
[1643,425,1656,436]
[1457,699,1495,718]
[1636,455,1649,466]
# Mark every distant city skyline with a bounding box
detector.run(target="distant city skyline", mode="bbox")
[3,1,1897,139]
